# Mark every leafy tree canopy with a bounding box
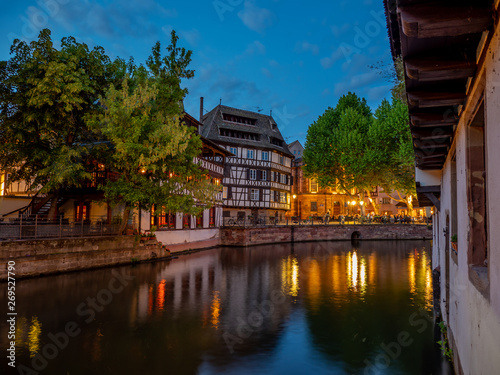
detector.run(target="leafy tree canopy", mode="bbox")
[303,89,415,213]
[0,29,125,193]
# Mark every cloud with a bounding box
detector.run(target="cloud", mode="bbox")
[237,1,275,34]
[365,84,392,102]
[295,41,319,55]
[179,29,200,47]
[245,40,266,55]
[262,67,273,78]
[269,59,280,67]
[330,23,351,38]
[320,46,346,69]
[333,71,379,96]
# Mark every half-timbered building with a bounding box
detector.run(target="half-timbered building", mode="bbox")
[200,104,293,220]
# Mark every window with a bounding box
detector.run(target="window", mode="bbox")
[249,169,257,180]
[279,156,284,165]
[467,101,487,270]
[209,207,216,227]
[382,198,391,204]
[262,151,269,161]
[183,213,191,228]
[293,150,296,155]
[310,179,318,193]
[247,149,255,159]
[279,192,287,203]
[251,189,259,201]
[311,201,317,211]
[280,174,287,184]
[223,186,228,199]
[262,170,267,181]
[230,147,238,156]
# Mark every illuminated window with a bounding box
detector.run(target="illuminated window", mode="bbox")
[310,179,318,193]
[280,192,287,203]
[223,186,228,199]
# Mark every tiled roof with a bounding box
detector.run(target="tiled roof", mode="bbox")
[200,105,293,157]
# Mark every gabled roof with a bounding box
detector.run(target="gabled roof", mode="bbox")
[200,105,293,157]
[287,140,303,150]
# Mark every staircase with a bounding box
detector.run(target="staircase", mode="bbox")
[1,192,69,221]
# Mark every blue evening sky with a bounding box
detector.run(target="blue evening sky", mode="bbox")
[0,0,394,145]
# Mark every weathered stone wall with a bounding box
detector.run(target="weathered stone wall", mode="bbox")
[0,236,169,281]
[221,224,432,246]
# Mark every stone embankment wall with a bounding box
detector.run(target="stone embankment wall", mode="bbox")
[0,236,169,281]
[221,224,432,247]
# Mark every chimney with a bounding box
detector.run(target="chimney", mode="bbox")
[199,97,204,122]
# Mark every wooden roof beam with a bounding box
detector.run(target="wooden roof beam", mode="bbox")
[410,111,458,126]
[405,58,476,81]
[407,92,466,108]
[399,5,492,38]
[414,139,450,150]
[415,150,447,159]
[411,127,453,140]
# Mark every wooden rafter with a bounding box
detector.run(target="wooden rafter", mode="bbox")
[407,91,466,108]
[405,57,476,81]
[399,5,492,38]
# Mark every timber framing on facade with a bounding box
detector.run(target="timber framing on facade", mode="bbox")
[200,104,293,216]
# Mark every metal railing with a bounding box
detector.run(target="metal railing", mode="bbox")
[0,215,121,240]
[221,215,432,228]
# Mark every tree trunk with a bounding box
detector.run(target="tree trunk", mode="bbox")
[119,206,131,234]
[371,200,380,215]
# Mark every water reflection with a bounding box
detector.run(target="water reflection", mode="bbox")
[0,240,450,375]
[27,316,41,358]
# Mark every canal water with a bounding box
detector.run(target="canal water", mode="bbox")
[1,240,453,374]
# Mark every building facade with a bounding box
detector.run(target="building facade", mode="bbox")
[201,104,293,220]
[386,1,500,373]
[289,141,405,219]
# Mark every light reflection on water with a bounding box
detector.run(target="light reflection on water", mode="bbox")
[0,240,450,375]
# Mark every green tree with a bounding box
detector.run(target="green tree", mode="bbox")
[0,29,124,217]
[304,90,415,215]
[368,97,415,212]
[88,33,219,233]
[303,92,375,213]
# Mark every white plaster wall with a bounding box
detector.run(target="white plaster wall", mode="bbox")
[156,228,220,246]
[415,168,441,186]
[0,197,31,218]
[434,28,500,375]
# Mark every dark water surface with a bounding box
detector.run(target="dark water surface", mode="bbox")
[1,240,453,374]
